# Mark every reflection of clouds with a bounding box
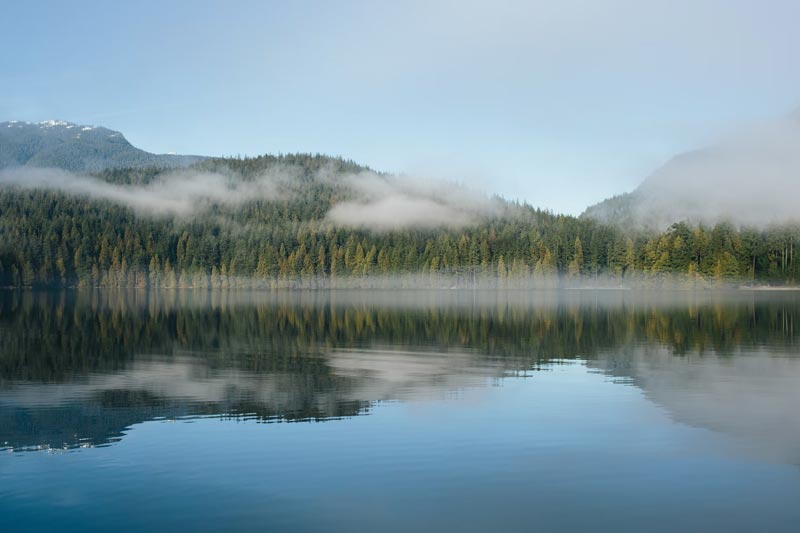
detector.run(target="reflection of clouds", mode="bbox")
[0,347,503,415]
[328,348,501,403]
[593,346,800,464]
[2,288,799,460]
[0,358,345,419]
[3,344,800,465]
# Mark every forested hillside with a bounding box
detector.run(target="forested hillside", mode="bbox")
[0,153,797,288]
[583,112,800,230]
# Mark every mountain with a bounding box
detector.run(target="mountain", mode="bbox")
[581,148,715,229]
[0,120,204,172]
[0,123,797,288]
[583,112,800,229]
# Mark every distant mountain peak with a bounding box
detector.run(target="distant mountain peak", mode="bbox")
[0,119,204,172]
[4,119,92,129]
[39,119,73,128]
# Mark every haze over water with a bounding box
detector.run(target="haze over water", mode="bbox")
[1,289,798,532]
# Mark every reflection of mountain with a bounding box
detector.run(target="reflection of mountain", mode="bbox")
[0,349,497,451]
[591,344,800,464]
[0,289,798,452]
[0,363,370,451]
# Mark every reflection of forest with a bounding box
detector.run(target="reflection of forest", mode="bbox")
[0,289,797,451]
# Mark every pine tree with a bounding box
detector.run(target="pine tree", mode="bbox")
[568,237,583,277]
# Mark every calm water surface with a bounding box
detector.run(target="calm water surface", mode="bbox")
[0,289,799,532]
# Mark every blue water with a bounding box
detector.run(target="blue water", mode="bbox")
[1,290,799,532]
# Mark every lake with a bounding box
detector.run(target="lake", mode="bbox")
[1,289,799,532]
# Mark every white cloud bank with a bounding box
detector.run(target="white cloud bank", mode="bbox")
[0,166,499,229]
[325,171,500,230]
[586,113,800,229]
[0,167,292,216]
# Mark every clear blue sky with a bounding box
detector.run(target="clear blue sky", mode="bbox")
[2,0,799,214]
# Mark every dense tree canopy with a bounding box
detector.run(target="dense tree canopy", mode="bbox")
[0,154,797,288]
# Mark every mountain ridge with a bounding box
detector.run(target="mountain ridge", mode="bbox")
[0,120,205,172]
[582,111,800,229]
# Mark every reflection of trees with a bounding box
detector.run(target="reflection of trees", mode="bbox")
[0,388,368,452]
[0,289,797,450]
[1,290,797,380]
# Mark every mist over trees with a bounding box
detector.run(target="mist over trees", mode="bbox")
[583,112,800,230]
[0,153,797,289]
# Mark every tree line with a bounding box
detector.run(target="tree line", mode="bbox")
[0,154,797,288]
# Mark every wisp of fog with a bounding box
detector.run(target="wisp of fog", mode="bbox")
[0,166,498,230]
[0,167,287,216]
[589,113,800,229]
[324,171,499,230]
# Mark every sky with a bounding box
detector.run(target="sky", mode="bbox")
[2,0,799,215]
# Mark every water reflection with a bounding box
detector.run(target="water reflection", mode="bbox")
[0,289,797,458]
